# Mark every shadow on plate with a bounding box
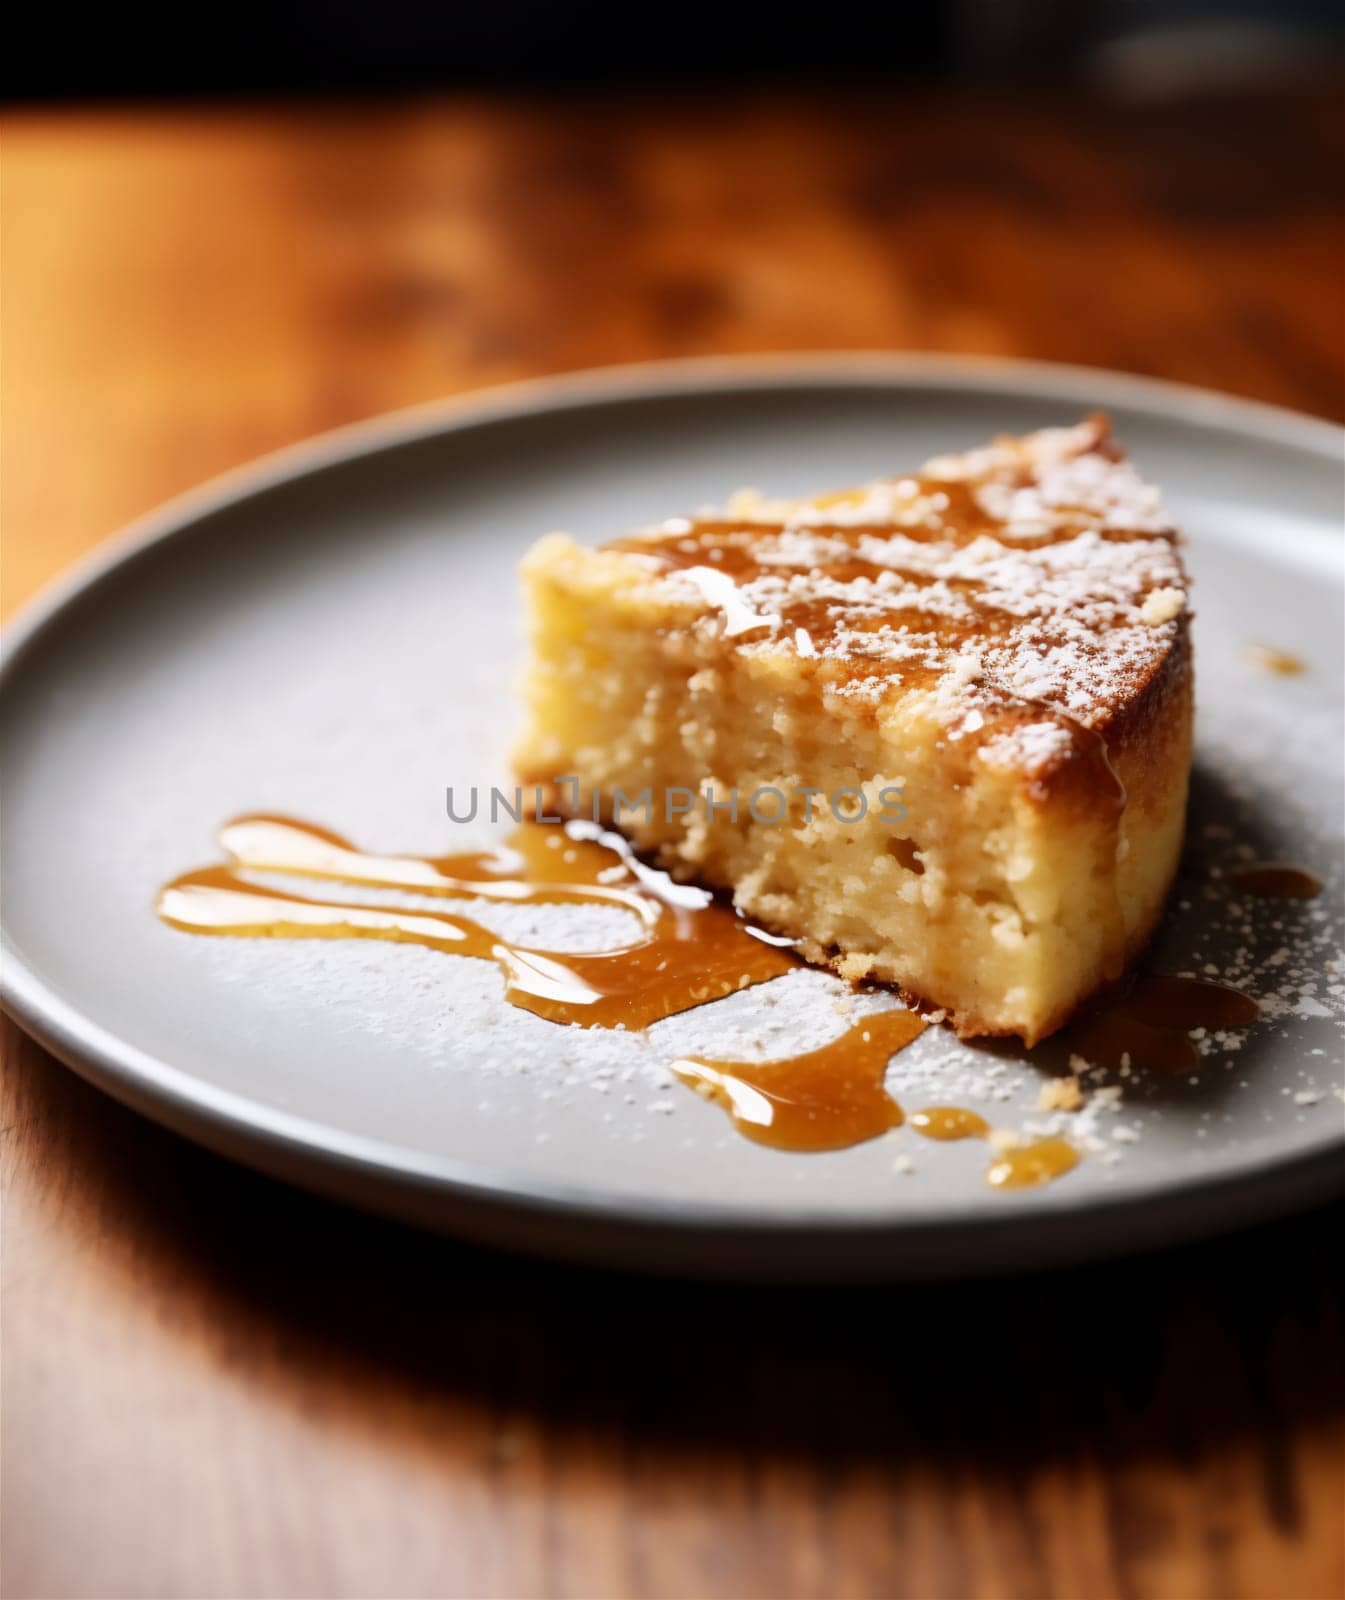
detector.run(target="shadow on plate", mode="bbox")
[966,754,1331,1122]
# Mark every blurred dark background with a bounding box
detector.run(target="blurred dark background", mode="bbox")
[7,0,1343,100]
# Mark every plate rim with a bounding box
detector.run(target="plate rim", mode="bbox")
[4,350,1341,660]
[3,351,1343,1256]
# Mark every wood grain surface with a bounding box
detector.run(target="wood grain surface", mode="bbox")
[2,88,1343,1600]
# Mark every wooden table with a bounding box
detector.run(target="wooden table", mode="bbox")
[3,89,1342,1600]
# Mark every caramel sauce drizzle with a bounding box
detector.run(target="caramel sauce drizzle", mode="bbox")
[1227,864,1322,900]
[608,491,1084,680]
[156,814,1273,1190]
[671,1010,923,1153]
[1068,974,1260,1076]
[907,1106,1077,1188]
[673,1020,1080,1188]
[157,814,1089,1188]
[157,814,794,1031]
[909,1106,990,1141]
[987,1139,1080,1190]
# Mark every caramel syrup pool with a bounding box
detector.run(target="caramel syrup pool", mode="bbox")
[1068,975,1261,1076]
[150,812,1255,1191]
[157,814,794,1031]
[669,1016,1077,1188]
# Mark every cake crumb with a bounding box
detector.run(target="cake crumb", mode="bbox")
[1141,586,1185,625]
[1037,1075,1084,1112]
[836,953,873,983]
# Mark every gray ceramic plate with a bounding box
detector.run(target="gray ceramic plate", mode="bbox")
[3,355,1342,1279]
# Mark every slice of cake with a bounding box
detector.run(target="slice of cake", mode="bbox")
[515,415,1192,1045]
